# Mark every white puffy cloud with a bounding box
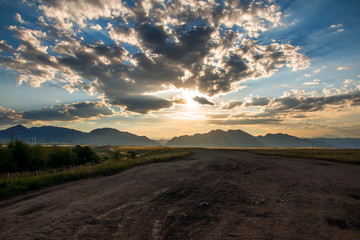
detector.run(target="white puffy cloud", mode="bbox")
[90,24,102,31]
[337,66,349,71]
[313,66,326,74]
[329,24,344,34]
[38,0,131,31]
[15,13,25,24]
[329,24,343,29]
[302,79,321,86]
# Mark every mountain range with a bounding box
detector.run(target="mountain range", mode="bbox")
[0,125,359,148]
[166,130,332,148]
[0,125,158,146]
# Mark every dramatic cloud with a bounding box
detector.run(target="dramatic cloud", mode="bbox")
[0,40,13,52]
[246,90,360,118]
[0,0,310,113]
[0,101,114,124]
[0,106,22,124]
[193,96,215,106]
[208,89,360,127]
[221,101,244,110]
[112,95,173,114]
[22,101,113,121]
[245,97,270,107]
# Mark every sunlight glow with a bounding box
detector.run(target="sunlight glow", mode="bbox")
[182,90,199,109]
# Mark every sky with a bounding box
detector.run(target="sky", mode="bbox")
[0,0,360,139]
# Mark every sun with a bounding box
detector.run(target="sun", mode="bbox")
[181,90,200,109]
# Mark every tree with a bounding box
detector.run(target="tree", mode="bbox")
[48,148,77,168]
[72,145,99,164]
[0,147,15,172]
[28,145,48,170]
[127,150,136,160]
[7,140,32,171]
[113,149,121,160]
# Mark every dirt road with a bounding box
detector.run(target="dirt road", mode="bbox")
[1,149,360,239]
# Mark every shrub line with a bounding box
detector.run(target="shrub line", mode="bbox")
[0,149,192,199]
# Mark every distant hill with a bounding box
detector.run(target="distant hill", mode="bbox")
[0,125,158,146]
[258,133,331,148]
[166,130,336,148]
[311,138,360,149]
[167,129,264,147]
[87,128,158,146]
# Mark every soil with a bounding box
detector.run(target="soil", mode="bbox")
[1,149,360,240]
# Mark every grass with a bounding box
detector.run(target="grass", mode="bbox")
[0,147,192,199]
[240,148,360,164]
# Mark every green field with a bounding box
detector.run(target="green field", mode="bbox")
[240,148,360,164]
[0,146,192,199]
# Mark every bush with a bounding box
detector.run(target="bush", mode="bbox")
[127,150,136,160]
[29,145,49,170]
[0,148,15,173]
[7,140,32,171]
[49,148,77,168]
[0,142,101,173]
[113,150,121,160]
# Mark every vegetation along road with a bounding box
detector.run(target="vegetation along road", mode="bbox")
[0,148,360,239]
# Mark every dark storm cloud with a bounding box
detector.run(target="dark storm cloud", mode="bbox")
[226,54,248,77]
[127,53,183,85]
[112,95,173,114]
[22,101,113,121]
[193,96,215,106]
[171,26,214,64]
[67,102,113,118]
[138,23,168,49]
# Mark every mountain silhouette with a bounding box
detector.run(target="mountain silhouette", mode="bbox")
[0,125,358,148]
[166,130,335,148]
[0,125,158,146]
[310,138,360,149]
[258,133,330,148]
[166,129,263,147]
[88,128,157,146]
